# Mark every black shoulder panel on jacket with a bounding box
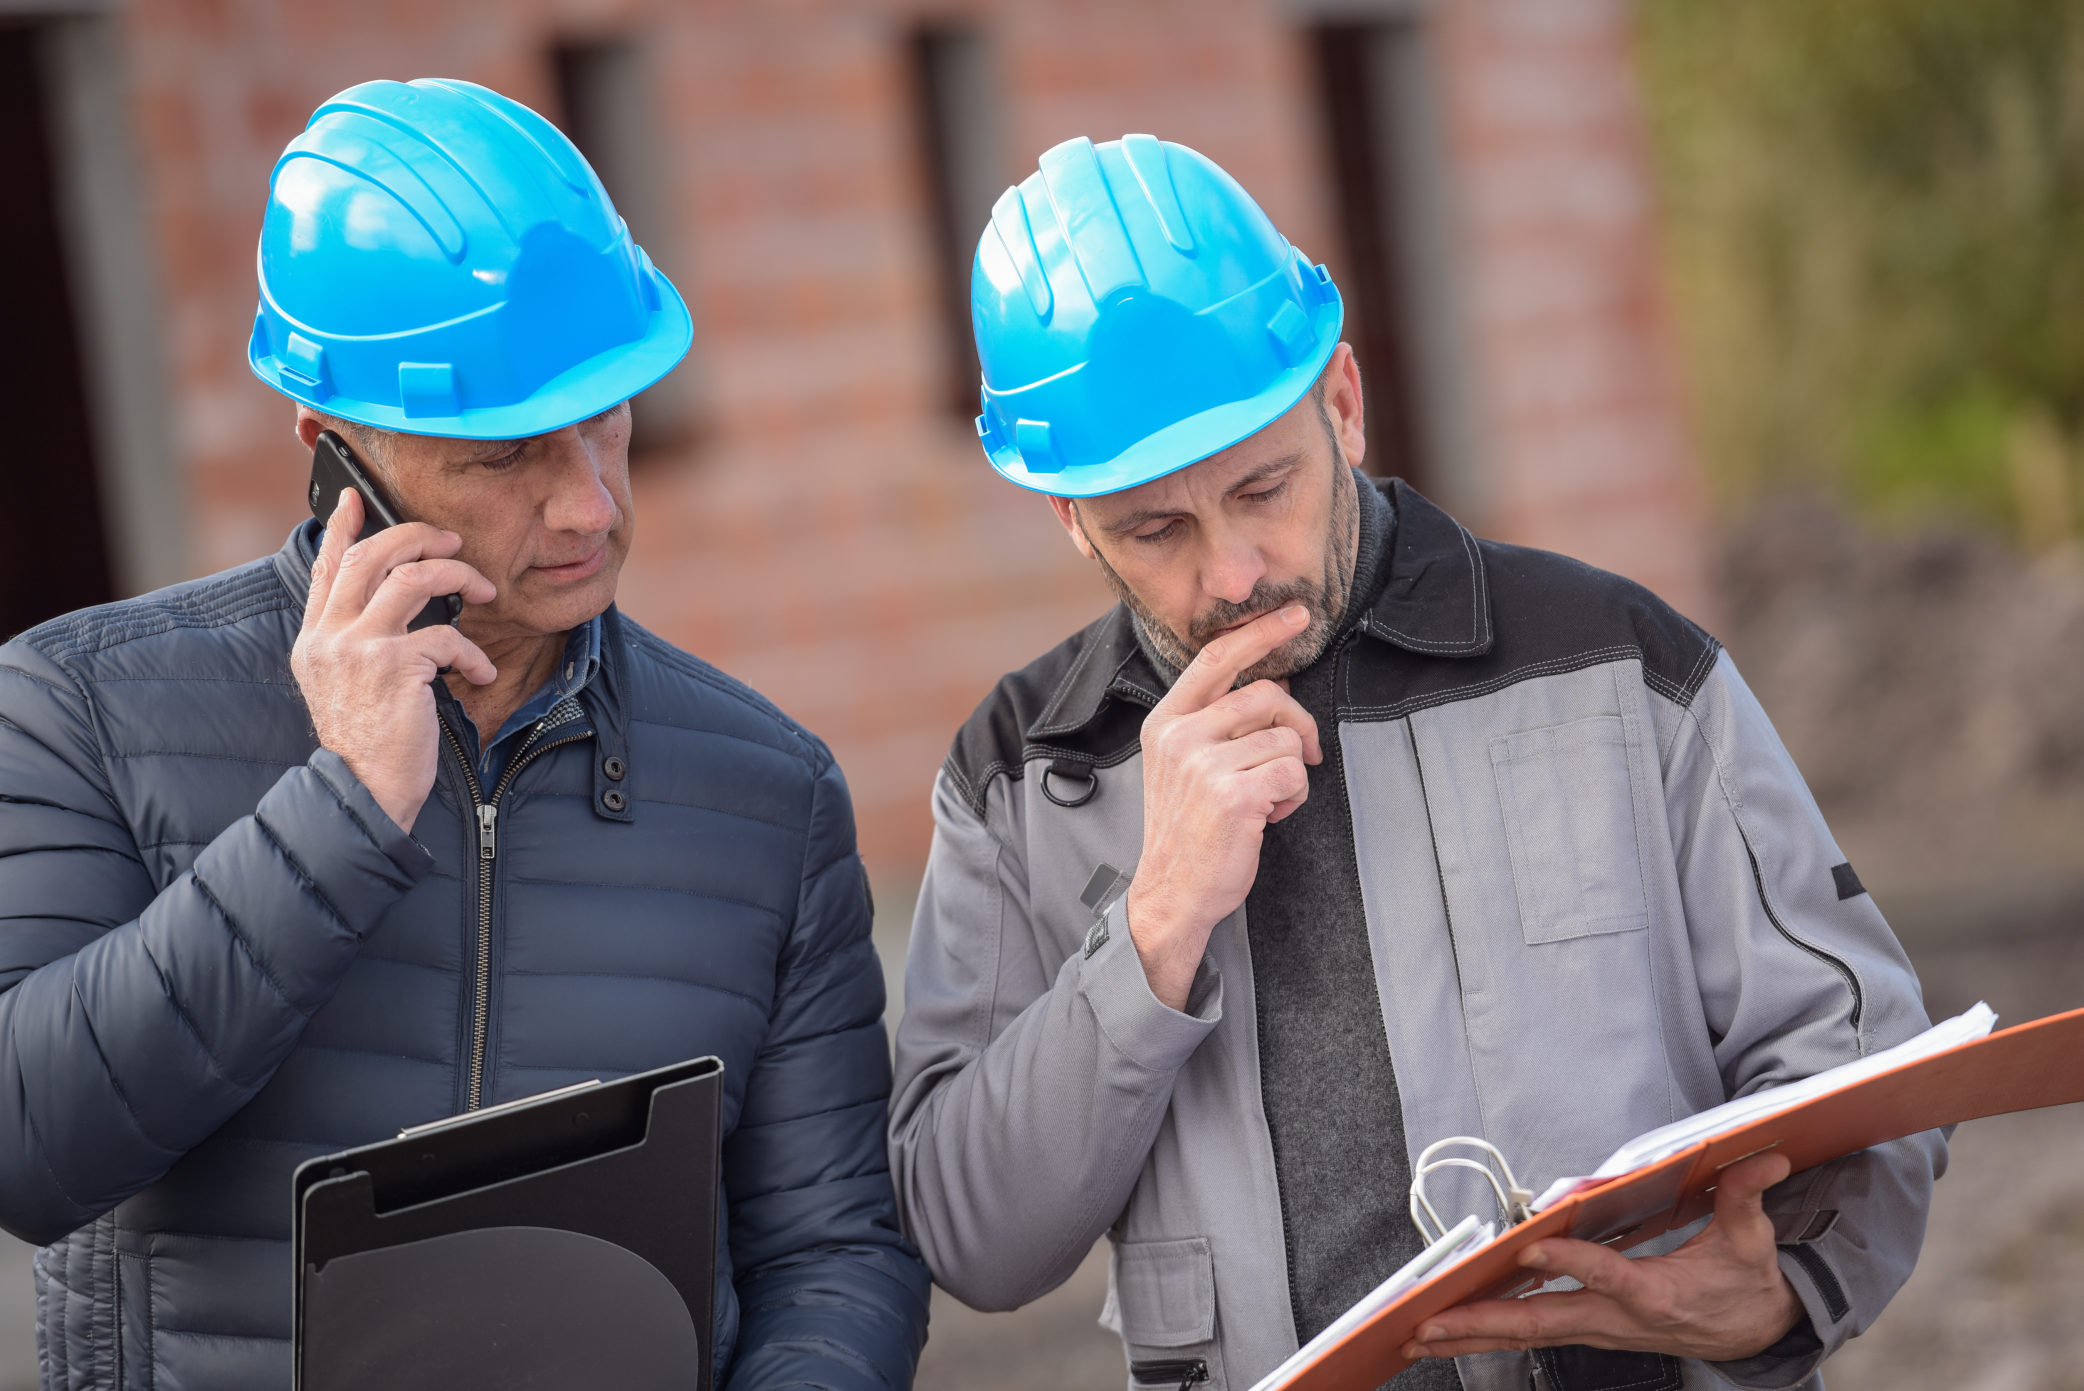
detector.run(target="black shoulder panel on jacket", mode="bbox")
[1342,539,1721,724]
[942,607,1150,819]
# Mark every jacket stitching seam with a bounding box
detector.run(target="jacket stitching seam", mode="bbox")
[130,933,243,1091]
[625,715,810,765]
[308,758,400,859]
[503,967,770,1010]
[732,1094,887,1137]
[1368,519,1491,652]
[576,792,803,834]
[107,749,295,767]
[293,1041,450,1067]
[1344,647,1642,719]
[730,1146,894,1200]
[65,975,174,1154]
[1678,634,1722,702]
[9,1010,88,1214]
[1681,703,1868,1051]
[980,830,1008,1057]
[622,631,821,772]
[502,874,786,917]
[1613,664,1680,1129]
[250,816,355,941]
[1031,629,1106,736]
[187,871,304,1015]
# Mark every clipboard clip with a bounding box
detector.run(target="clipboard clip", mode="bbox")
[1409,1137,1536,1242]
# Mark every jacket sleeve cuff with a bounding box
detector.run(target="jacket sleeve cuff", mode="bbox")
[1075,894,1221,1075]
[1707,1251,1836,1390]
[307,747,437,879]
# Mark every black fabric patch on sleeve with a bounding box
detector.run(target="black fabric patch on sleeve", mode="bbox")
[1784,1242,1853,1322]
[1832,862,1867,901]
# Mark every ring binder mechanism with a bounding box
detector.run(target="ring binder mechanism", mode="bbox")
[1247,1000,2084,1391]
[1409,1138,1535,1242]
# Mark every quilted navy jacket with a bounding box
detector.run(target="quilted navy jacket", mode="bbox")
[0,521,929,1390]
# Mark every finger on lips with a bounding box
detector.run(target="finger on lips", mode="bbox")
[1165,604,1311,711]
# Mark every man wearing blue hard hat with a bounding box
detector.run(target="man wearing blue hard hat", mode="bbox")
[0,80,926,1389]
[889,135,1938,1391]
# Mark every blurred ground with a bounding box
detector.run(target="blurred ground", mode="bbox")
[2,506,2080,1389]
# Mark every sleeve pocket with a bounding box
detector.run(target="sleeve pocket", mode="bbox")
[1491,715,1650,945]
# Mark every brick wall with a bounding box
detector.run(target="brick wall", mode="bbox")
[114,0,1703,879]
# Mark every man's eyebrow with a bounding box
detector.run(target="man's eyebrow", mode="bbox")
[1097,453,1306,536]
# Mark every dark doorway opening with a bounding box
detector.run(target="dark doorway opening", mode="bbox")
[908,23,1002,423]
[551,34,700,460]
[0,20,113,641]
[1311,20,1428,491]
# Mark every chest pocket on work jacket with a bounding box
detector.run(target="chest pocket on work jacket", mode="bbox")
[1490,715,1650,944]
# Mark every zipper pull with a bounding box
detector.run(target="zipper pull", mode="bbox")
[477,804,498,860]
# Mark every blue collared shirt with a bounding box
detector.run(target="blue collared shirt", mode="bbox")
[452,614,602,793]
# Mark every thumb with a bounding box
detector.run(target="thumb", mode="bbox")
[1711,1150,1793,1227]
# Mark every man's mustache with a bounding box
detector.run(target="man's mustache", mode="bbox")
[1188,581,1323,646]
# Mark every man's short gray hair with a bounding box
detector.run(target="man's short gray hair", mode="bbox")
[313,414,394,480]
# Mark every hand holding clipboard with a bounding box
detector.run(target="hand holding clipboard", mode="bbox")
[1253,1003,2084,1391]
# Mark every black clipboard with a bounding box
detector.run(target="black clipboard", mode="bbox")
[293,1055,723,1391]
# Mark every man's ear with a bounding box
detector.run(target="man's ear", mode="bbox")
[1048,495,1100,562]
[293,407,326,452]
[1321,342,1367,473]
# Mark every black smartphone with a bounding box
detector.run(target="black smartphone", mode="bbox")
[308,429,464,632]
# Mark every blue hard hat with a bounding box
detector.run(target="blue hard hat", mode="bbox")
[248,78,692,440]
[971,135,1343,498]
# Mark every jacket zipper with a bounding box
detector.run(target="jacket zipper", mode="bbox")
[1130,1360,1209,1390]
[438,707,594,1111]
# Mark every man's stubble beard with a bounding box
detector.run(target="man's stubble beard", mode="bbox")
[1088,420,1361,687]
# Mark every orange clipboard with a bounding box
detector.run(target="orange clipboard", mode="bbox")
[1274,1005,2084,1391]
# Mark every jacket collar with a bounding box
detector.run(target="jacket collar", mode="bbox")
[1356,478,1495,659]
[1023,479,1493,741]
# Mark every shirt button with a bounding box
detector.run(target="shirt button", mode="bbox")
[602,756,626,781]
[601,789,628,813]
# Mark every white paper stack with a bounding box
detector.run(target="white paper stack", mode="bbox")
[1532,1001,1999,1211]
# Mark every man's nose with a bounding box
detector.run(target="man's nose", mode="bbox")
[1203,537,1267,607]
[540,426,619,535]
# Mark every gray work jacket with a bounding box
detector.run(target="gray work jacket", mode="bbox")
[889,481,1941,1391]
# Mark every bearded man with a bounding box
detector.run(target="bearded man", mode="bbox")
[887,135,1939,1391]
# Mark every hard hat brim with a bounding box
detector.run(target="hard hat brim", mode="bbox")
[981,320,1340,500]
[248,274,695,443]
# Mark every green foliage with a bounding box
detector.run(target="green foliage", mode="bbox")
[1637,0,2084,543]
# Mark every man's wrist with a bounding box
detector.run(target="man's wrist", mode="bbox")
[1122,881,1201,1012]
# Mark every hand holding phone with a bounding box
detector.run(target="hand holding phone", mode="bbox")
[292,434,497,831]
[308,430,464,631]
